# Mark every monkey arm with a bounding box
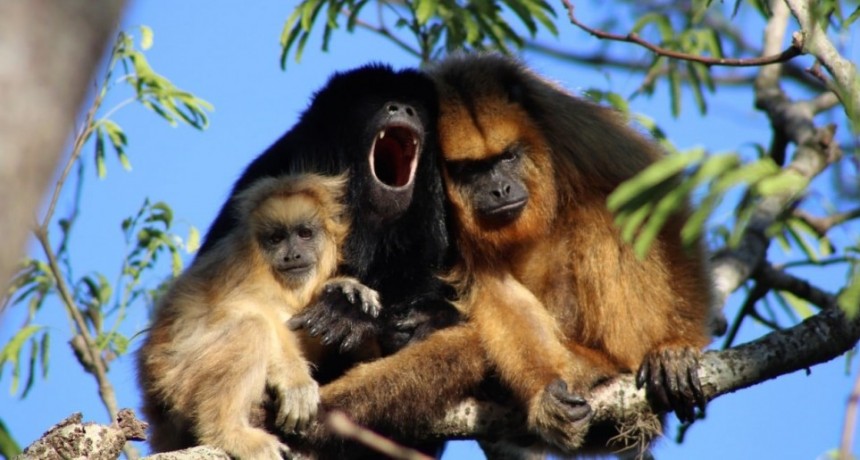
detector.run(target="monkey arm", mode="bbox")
[289,324,487,456]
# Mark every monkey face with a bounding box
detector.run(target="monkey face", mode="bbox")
[258,222,323,284]
[445,148,529,227]
[436,87,558,250]
[248,190,341,288]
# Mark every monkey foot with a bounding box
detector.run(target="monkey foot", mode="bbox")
[636,346,706,423]
[527,379,592,453]
[272,378,320,433]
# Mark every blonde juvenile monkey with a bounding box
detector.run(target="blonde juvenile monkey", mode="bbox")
[137,173,381,459]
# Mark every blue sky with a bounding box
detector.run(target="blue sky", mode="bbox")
[1,2,858,459]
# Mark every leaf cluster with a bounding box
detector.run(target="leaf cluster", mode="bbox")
[280,0,556,65]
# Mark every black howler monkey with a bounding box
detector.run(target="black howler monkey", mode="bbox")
[199,65,460,383]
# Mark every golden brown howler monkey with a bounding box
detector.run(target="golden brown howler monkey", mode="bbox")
[432,54,714,451]
[307,54,713,457]
[137,173,381,459]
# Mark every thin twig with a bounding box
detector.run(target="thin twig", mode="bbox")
[30,36,140,459]
[793,208,860,237]
[326,411,433,460]
[723,283,769,349]
[840,370,860,460]
[561,0,802,68]
[33,230,118,416]
[755,265,838,310]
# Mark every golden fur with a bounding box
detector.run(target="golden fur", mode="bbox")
[137,173,372,459]
[432,54,713,452]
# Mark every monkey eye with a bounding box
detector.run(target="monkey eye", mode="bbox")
[499,150,519,162]
[267,233,285,245]
[297,226,314,240]
[447,161,476,178]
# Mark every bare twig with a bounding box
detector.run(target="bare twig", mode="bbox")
[326,412,434,460]
[33,230,121,422]
[841,371,860,460]
[723,283,769,349]
[561,0,802,68]
[755,264,838,310]
[793,208,860,237]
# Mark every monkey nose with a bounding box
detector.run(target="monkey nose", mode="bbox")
[385,102,417,118]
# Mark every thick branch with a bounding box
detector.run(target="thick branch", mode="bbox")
[17,409,145,460]
[25,303,859,459]
[430,306,860,445]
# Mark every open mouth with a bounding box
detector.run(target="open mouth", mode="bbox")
[369,124,420,188]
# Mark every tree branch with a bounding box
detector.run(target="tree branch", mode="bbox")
[793,208,860,237]
[427,305,860,450]
[784,0,860,125]
[561,0,802,68]
[710,0,841,308]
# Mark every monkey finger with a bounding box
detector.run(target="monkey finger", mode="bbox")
[648,362,671,410]
[635,359,650,389]
[686,351,707,412]
[339,333,361,353]
[321,323,349,346]
[341,286,357,304]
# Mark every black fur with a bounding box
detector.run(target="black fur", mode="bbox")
[200,65,461,377]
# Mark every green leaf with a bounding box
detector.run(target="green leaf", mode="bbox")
[668,60,682,117]
[171,250,183,277]
[840,271,860,318]
[505,0,538,36]
[148,202,174,227]
[780,290,815,320]
[20,339,37,398]
[0,325,44,395]
[39,333,49,379]
[713,157,780,194]
[186,226,201,254]
[847,6,860,26]
[633,180,695,258]
[0,419,22,458]
[94,128,107,178]
[784,219,818,261]
[300,0,324,31]
[415,0,438,26]
[686,62,708,114]
[754,170,809,196]
[139,25,154,50]
[109,333,130,356]
[607,149,705,212]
